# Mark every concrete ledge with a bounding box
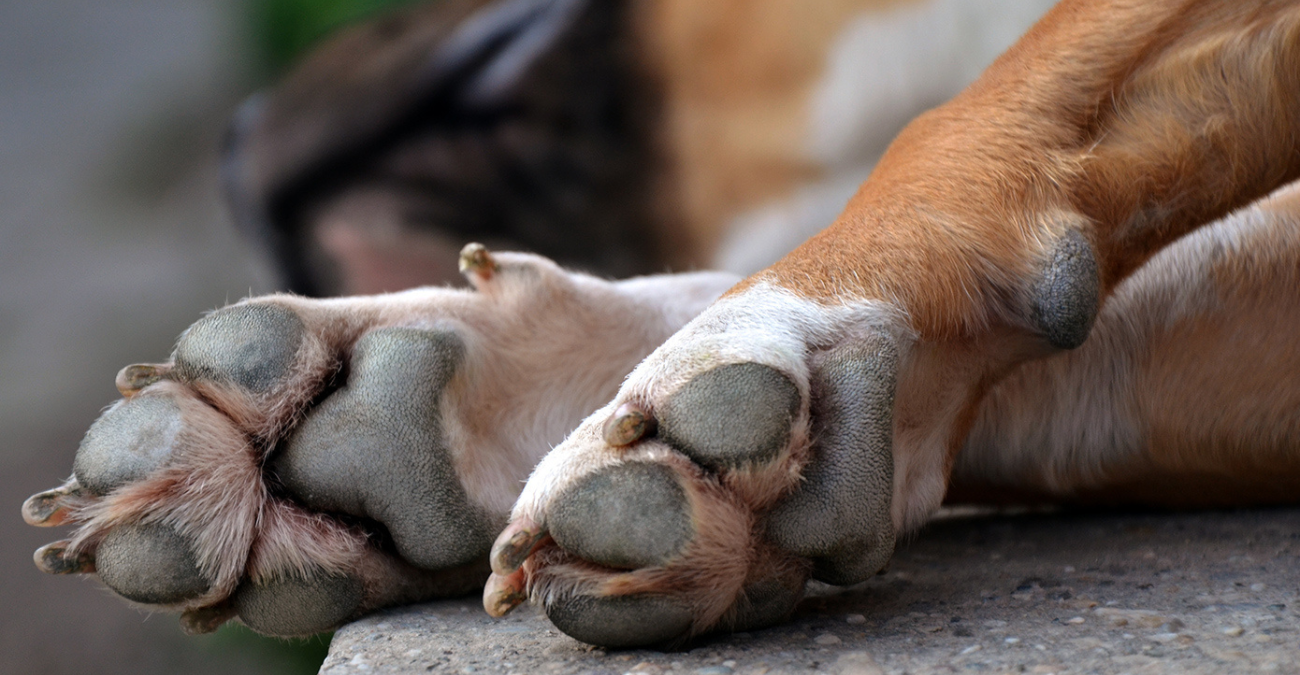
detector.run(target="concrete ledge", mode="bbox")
[325,508,1300,674]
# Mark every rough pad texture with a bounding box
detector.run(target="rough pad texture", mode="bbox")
[548,462,693,570]
[1030,229,1100,350]
[544,594,694,649]
[657,363,800,470]
[768,338,898,585]
[233,574,364,637]
[173,304,304,392]
[95,523,211,605]
[272,327,494,570]
[73,395,183,495]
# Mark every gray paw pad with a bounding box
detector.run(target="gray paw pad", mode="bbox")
[545,594,692,648]
[549,463,693,570]
[96,523,211,605]
[273,328,493,570]
[233,574,363,637]
[658,363,800,470]
[767,340,896,586]
[729,577,803,632]
[74,396,183,496]
[1030,229,1099,350]
[174,304,304,393]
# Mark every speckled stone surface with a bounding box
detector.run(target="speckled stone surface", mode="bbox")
[324,508,1300,675]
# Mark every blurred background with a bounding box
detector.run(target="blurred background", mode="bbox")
[1,1,414,673]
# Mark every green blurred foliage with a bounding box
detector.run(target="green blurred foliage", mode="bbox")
[247,0,427,73]
[199,622,334,675]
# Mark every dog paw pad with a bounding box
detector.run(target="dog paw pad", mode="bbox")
[548,463,693,569]
[232,574,364,637]
[272,327,494,570]
[96,523,212,605]
[658,363,799,470]
[73,395,183,496]
[174,304,304,393]
[544,594,693,649]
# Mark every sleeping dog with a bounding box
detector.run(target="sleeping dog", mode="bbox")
[23,0,1300,648]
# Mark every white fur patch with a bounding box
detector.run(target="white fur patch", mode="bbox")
[514,282,914,522]
[715,0,1057,275]
[808,0,1057,167]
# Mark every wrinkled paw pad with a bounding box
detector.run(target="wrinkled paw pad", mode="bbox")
[272,327,494,570]
[657,363,800,470]
[548,463,693,570]
[96,523,212,605]
[173,304,304,393]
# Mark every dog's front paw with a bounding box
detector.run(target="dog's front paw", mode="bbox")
[486,285,906,647]
[24,246,728,637]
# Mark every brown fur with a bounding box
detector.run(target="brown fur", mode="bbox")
[633,0,910,264]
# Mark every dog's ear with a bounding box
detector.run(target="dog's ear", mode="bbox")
[222,0,592,292]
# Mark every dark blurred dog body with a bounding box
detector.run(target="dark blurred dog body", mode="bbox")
[225,0,1056,295]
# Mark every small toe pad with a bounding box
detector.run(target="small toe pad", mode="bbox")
[96,523,211,605]
[548,462,693,570]
[544,594,693,649]
[233,574,363,637]
[74,396,183,496]
[658,363,800,470]
[174,304,304,393]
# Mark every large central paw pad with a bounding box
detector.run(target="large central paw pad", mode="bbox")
[273,328,494,569]
[488,320,902,648]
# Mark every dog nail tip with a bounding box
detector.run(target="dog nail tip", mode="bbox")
[458,243,497,281]
[180,603,236,635]
[483,570,528,617]
[22,484,83,527]
[116,363,170,397]
[34,541,94,575]
[602,402,656,447]
[490,518,548,575]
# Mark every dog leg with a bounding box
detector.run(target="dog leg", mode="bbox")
[22,246,736,637]
[957,183,1300,505]
[489,0,1300,647]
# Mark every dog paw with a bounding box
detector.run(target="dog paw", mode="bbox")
[486,284,906,647]
[24,246,731,637]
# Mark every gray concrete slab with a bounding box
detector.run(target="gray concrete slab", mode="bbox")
[325,507,1300,675]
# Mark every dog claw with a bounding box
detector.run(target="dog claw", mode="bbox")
[490,518,549,575]
[458,243,497,280]
[34,540,94,575]
[179,602,237,635]
[22,483,83,527]
[601,403,655,447]
[483,569,528,617]
[115,363,170,397]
